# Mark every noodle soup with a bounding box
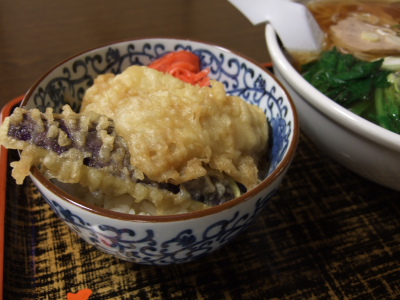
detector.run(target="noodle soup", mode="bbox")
[292,0,400,134]
[265,1,400,192]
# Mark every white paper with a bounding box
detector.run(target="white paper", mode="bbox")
[228,0,324,52]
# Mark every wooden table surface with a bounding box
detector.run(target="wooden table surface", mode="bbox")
[2,1,400,300]
[0,0,268,108]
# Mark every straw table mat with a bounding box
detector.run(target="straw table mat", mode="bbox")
[3,132,400,300]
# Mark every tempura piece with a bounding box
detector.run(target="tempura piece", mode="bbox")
[82,66,268,189]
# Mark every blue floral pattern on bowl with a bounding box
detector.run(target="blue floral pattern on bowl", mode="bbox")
[26,38,297,264]
[44,190,275,265]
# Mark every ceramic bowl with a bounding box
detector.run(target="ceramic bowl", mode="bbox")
[265,24,400,192]
[22,38,299,265]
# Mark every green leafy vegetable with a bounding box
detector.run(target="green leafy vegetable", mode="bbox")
[375,73,400,134]
[302,48,391,107]
[301,48,400,135]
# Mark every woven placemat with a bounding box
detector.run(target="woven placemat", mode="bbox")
[4,133,400,300]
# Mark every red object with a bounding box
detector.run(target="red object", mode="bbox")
[0,95,24,300]
[67,289,93,300]
[148,50,210,87]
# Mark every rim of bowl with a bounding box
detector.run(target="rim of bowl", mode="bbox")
[265,24,400,152]
[22,37,299,222]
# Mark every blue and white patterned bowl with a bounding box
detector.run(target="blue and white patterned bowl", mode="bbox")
[22,38,299,265]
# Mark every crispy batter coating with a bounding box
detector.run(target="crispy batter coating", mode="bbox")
[82,66,268,189]
[0,106,208,214]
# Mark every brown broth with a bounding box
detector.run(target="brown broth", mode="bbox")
[308,0,400,33]
[290,0,400,67]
